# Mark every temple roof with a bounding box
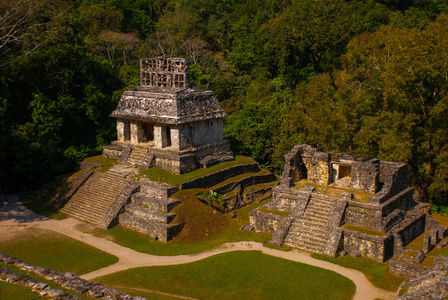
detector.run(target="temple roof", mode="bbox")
[110,86,226,125]
[111,57,226,125]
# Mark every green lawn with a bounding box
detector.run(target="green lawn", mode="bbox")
[0,281,46,300]
[312,253,406,291]
[0,228,118,275]
[96,251,356,300]
[138,155,255,187]
[83,155,117,172]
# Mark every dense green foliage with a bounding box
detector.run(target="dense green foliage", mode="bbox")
[1,0,447,204]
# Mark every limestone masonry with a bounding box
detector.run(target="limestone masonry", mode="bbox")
[59,57,276,242]
[250,144,447,262]
[105,56,233,174]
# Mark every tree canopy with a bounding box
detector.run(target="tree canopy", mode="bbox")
[1,0,447,204]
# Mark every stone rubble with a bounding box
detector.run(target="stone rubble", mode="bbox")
[396,256,448,299]
[0,253,146,300]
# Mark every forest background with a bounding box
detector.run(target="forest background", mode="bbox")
[0,0,447,205]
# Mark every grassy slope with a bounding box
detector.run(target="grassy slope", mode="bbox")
[311,254,406,291]
[20,191,67,220]
[138,155,255,187]
[0,281,46,300]
[0,228,118,275]
[96,251,356,300]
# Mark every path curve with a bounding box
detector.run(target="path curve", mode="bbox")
[0,194,397,300]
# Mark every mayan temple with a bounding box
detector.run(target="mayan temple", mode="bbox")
[103,56,234,173]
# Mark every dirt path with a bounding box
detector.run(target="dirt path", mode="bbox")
[0,194,397,300]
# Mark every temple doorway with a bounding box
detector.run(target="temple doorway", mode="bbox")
[142,123,154,143]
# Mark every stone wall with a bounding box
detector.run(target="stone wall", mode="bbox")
[344,201,382,231]
[249,210,284,234]
[268,185,311,213]
[381,187,415,216]
[303,151,331,186]
[0,253,145,299]
[394,256,448,299]
[215,173,276,195]
[342,229,394,261]
[180,163,260,190]
[368,161,408,204]
[349,159,380,194]
[119,213,183,242]
[100,183,139,229]
[178,119,224,149]
[138,180,178,198]
[395,212,426,247]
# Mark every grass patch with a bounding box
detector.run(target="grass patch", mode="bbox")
[294,180,373,203]
[405,231,431,250]
[0,281,45,300]
[258,207,291,217]
[311,253,406,291]
[77,193,273,256]
[0,228,118,275]
[432,214,448,227]
[138,155,255,187]
[96,251,355,300]
[342,224,388,237]
[401,250,419,260]
[19,191,67,220]
[210,169,271,190]
[83,155,117,172]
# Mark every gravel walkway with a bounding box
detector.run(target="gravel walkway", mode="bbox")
[0,194,397,300]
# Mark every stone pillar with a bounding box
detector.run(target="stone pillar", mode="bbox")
[423,235,431,253]
[154,125,163,148]
[137,122,145,143]
[432,230,439,245]
[217,118,224,142]
[130,121,139,144]
[170,127,180,151]
[117,119,125,142]
[117,119,130,142]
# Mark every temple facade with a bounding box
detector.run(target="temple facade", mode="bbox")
[103,57,233,174]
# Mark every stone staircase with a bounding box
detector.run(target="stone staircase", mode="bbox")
[119,193,183,242]
[125,147,151,167]
[61,170,128,226]
[284,195,335,254]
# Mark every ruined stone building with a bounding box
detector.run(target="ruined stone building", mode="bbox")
[103,57,233,173]
[60,57,241,241]
[250,145,446,261]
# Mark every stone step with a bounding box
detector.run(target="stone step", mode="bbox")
[131,194,180,213]
[302,213,332,224]
[284,234,327,250]
[286,234,327,247]
[119,212,183,242]
[284,240,326,254]
[61,170,127,227]
[125,204,176,224]
[63,199,111,212]
[71,187,125,199]
[306,202,333,210]
[284,235,327,249]
[307,201,333,209]
[282,196,336,254]
[288,225,329,239]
